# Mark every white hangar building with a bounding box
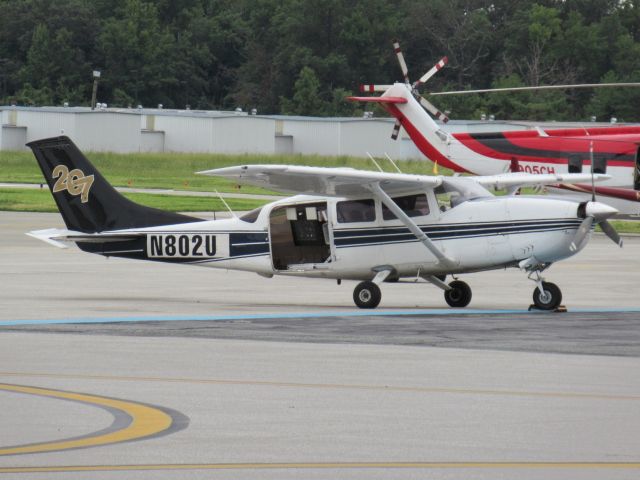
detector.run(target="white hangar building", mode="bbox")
[0,105,586,158]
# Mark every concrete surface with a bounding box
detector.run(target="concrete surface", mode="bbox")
[1,211,639,479]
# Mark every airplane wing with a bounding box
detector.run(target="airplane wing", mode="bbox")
[197,165,442,196]
[472,172,611,190]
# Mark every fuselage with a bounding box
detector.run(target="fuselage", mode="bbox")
[77,192,586,281]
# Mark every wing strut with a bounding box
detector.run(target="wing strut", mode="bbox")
[366,182,457,269]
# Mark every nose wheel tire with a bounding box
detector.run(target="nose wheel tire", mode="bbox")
[353,281,382,309]
[444,280,472,308]
[532,281,562,310]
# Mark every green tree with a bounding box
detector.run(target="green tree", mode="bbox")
[97,0,175,107]
[281,66,325,115]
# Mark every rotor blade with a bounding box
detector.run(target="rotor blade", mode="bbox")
[360,84,393,93]
[419,96,449,123]
[391,120,401,140]
[570,216,594,252]
[429,82,640,96]
[413,57,448,89]
[599,220,623,248]
[392,40,410,84]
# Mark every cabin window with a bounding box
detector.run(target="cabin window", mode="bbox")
[336,199,376,223]
[382,193,430,220]
[568,154,583,173]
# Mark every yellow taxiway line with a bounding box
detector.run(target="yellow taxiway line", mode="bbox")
[0,383,173,455]
[1,462,639,473]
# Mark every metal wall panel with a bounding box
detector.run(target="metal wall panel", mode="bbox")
[210,117,275,154]
[339,120,410,159]
[281,120,341,155]
[19,110,77,147]
[74,112,141,152]
[153,115,215,152]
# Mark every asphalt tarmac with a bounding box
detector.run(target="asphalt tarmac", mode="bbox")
[1,211,639,479]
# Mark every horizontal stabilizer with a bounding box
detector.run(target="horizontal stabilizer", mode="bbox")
[346,96,408,104]
[27,228,144,247]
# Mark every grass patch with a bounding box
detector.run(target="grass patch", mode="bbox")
[0,188,267,213]
[0,150,446,194]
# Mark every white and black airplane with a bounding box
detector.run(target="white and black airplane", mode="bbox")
[27,136,621,310]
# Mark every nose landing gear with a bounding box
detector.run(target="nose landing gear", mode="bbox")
[532,281,562,310]
[528,270,563,310]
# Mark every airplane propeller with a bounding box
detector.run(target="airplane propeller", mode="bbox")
[570,145,623,252]
[570,201,621,252]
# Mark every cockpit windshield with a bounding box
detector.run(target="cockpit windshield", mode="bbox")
[239,207,263,223]
[435,178,492,209]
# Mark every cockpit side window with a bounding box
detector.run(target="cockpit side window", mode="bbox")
[382,193,430,220]
[336,199,376,223]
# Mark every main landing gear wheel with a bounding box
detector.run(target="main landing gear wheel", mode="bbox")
[444,280,472,308]
[532,281,562,310]
[353,281,381,309]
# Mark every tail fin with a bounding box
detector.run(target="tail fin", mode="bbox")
[27,136,199,233]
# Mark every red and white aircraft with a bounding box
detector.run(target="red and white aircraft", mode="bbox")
[349,41,640,214]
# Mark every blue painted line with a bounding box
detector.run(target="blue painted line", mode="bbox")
[1,307,640,327]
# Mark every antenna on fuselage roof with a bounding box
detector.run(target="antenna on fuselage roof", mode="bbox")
[384,153,403,173]
[214,189,237,219]
[366,152,384,172]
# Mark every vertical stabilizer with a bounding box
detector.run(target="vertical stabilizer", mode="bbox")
[27,136,200,233]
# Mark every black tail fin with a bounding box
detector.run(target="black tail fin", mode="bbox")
[27,136,200,232]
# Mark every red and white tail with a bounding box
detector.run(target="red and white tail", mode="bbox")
[355,40,450,135]
[359,84,394,93]
[349,40,462,170]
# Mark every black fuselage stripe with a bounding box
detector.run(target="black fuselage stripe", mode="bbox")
[335,225,580,248]
[468,132,636,162]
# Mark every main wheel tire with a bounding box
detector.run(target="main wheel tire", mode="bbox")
[353,281,381,309]
[444,280,472,308]
[532,281,562,310]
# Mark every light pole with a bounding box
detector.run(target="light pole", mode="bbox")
[91,70,101,110]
